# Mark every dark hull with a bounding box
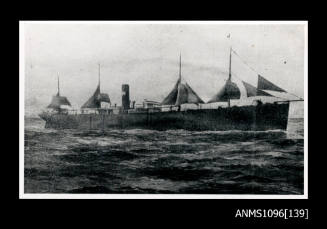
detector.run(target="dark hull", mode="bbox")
[39,103,290,131]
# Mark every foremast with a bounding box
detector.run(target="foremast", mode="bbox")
[47,73,71,111]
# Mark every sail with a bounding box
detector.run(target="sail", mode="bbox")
[161,54,204,105]
[98,93,111,103]
[47,95,71,109]
[81,84,111,108]
[242,81,272,97]
[161,78,204,105]
[161,80,179,105]
[175,82,204,105]
[81,85,101,108]
[182,83,204,104]
[257,75,286,92]
[81,63,112,108]
[208,79,241,103]
[47,74,71,109]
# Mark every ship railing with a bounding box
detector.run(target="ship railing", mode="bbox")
[77,108,117,115]
[199,102,228,110]
[156,103,203,112]
[127,107,161,114]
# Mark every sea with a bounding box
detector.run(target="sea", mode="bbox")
[24,117,304,194]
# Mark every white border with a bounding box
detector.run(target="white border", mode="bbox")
[21,21,306,25]
[303,22,308,199]
[19,21,25,199]
[19,21,308,199]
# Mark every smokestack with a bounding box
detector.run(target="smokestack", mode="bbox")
[122,84,130,110]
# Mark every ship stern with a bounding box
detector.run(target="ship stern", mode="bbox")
[255,102,290,130]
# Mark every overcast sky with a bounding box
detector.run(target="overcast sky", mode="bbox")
[23,22,305,109]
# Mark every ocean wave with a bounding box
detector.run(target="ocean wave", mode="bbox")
[24,116,304,194]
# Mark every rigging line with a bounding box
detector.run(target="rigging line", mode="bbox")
[284,92,303,100]
[231,49,260,75]
[232,49,303,100]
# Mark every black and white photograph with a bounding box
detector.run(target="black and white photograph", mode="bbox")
[20,21,307,198]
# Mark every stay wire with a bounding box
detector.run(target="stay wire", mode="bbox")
[231,49,303,100]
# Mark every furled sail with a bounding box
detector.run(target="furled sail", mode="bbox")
[257,75,286,92]
[208,79,241,103]
[47,94,71,109]
[242,81,272,97]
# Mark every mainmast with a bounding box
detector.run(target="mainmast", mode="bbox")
[228,47,232,107]
[228,47,232,81]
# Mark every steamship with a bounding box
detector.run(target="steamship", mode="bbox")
[39,48,302,131]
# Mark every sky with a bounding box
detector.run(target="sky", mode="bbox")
[23,22,306,112]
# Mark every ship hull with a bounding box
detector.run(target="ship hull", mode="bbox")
[39,103,290,131]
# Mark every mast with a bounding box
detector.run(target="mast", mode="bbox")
[98,63,101,92]
[229,47,232,81]
[228,47,232,107]
[179,53,182,82]
[57,73,60,96]
[98,63,101,110]
[57,73,61,113]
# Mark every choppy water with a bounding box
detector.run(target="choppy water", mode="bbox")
[24,117,304,194]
